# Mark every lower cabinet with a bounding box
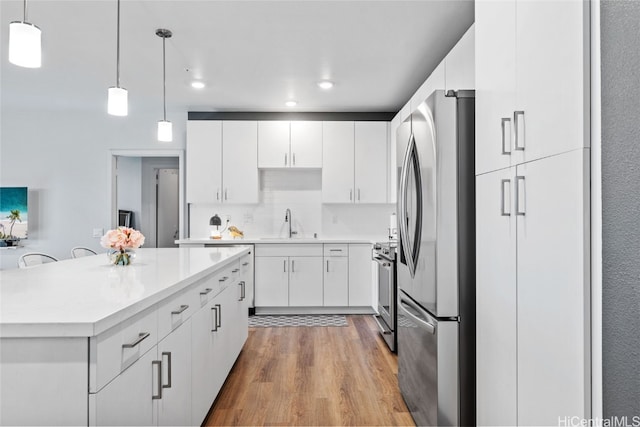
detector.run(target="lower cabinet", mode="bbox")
[323,245,349,306]
[289,257,323,306]
[347,244,374,307]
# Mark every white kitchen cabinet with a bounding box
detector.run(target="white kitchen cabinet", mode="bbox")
[476,167,517,427]
[322,121,388,204]
[186,120,258,204]
[475,0,588,175]
[323,254,349,307]
[254,256,289,306]
[156,320,192,427]
[186,121,222,204]
[516,149,590,425]
[290,121,323,168]
[258,121,322,168]
[347,244,374,307]
[475,149,590,425]
[222,121,259,203]
[322,121,354,203]
[239,251,254,308]
[93,347,157,426]
[288,257,324,306]
[444,24,475,92]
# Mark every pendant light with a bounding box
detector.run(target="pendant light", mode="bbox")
[156,28,172,142]
[108,0,127,116]
[9,0,41,68]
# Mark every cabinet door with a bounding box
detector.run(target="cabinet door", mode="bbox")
[289,257,323,306]
[222,121,258,203]
[190,300,221,425]
[322,121,355,203]
[323,256,348,306]
[186,121,222,203]
[258,121,290,168]
[513,0,588,165]
[156,320,192,427]
[347,244,373,307]
[354,122,387,203]
[240,252,254,308]
[93,348,156,426]
[290,121,322,168]
[444,24,475,92]
[475,167,517,426]
[475,0,516,175]
[516,149,589,425]
[254,256,289,306]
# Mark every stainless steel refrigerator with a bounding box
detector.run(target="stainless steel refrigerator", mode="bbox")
[396,90,475,426]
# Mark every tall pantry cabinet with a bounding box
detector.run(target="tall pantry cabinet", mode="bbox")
[475,0,591,425]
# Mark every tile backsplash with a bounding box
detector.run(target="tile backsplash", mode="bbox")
[189,169,395,240]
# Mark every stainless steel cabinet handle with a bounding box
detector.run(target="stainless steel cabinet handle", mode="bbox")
[219,276,228,282]
[399,297,435,334]
[216,189,220,201]
[162,351,172,389]
[501,179,511,217]
[514,111,525,151]
[211,306,218,332]
[516,175,526,216]
[349,189,353,201]
[200,288,213,296]
[358,188,361,201]
[242,262,249,266]
[171,304,189,315]
[215,304,222,328]
[152,360,162,399]
[284,153,288,166]
[326,260,329,273]
[241,281,246,300]
[122,332,150,348]
[329,249,342,252]
[501,118,512,155]
[232,268,240,273]
[293,152,296,166]
[291,260,295,273]
[238,281,244,301]
[283,259,287,272]
[224,188,228,200]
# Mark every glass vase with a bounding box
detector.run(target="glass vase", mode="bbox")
[108,249,136,266]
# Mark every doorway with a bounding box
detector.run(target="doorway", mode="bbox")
[109,150,185,248]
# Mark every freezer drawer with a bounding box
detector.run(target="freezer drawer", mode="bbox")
[397,291,459,426]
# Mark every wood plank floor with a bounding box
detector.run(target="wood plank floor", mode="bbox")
[204,315,415,426]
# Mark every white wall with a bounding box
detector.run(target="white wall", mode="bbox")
[189,169,394,241]
[116,157,142,229]
[0,109,186,270]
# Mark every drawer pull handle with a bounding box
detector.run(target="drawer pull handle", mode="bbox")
[122,332,150,349]
[162,351,172,389]
[329,249,342,252]
[200,288,213,295]
[242,262,249,266]
[241,281,246,300]
[219,276,229,282]
[215,303,222,328]
[232,268,240,273]
[211,306,218,332]
[171,304,189,315]
[152,360,162,400]
[238,281,246,301]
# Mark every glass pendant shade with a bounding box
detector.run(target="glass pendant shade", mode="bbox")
[9,21,41,68]
[107,86,128,116]
[157,120,172,142]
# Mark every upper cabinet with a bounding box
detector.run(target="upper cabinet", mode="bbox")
[258,121,322,168]
[186,120,258,204]
[475,0,589,175]
[322,121,388,204]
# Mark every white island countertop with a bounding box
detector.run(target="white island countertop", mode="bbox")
[176,237,381,245]
[0,246,250,338]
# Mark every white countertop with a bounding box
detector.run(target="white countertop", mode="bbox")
[176,237,380,245]
[0,247,250,338]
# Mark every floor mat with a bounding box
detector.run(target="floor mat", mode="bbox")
[248,314,348,328]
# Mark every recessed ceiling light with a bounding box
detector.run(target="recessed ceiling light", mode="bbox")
[285,100,297,107]
[317,80,334,90]
[191,81,205,89]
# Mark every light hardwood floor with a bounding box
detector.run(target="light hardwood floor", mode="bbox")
[204,315,415,426]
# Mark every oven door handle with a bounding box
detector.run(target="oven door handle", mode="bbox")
[399,296,435,334]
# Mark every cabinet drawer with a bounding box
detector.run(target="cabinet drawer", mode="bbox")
[90,306,158,392]
[323,244,348,257]
[194,271,225,308]
[158,287,199,340]
[255,244,322,257]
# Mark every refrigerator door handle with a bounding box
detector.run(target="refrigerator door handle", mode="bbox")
[399,296,435,334]
[399,133,423,279]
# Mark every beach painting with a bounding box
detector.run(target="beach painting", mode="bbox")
[0,187,28,240]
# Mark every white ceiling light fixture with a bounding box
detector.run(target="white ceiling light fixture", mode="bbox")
[285,100,297,107]
[8,0,41,68]
[317,80,334,90]
[156,28,173,142]
[107,0,127,116]
[191,81,205,89]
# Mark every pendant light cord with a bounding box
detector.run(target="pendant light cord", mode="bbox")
[23,0,28,21]
[162,35,166,121]
[116,0,120,87]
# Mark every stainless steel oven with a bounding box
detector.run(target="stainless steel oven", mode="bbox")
[372,242,397,352]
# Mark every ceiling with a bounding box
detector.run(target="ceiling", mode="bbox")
[1,0,474,115]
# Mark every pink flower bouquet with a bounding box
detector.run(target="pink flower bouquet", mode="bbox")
[101,227,145,265]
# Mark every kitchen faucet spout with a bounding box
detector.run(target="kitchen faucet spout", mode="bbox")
[285,208,296,238]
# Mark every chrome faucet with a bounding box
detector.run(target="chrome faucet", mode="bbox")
[285,208,297,238]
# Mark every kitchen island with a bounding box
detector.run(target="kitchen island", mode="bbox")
[0,246,252,426]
